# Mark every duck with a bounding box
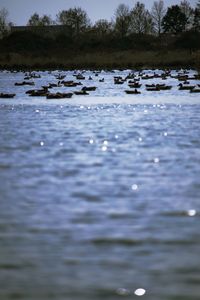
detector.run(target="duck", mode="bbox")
[178,83,195,90]
[55,74,66,80]
[61,80,73,85]
[46,92,73,99]
[15,81,35,86]
[114,77,125,84]
[32,73,41,79]
[62,81,82,87]
[82,86,96,91]
[158,85,172,90]
[141,75,154,80]
[28,88,49,97]
[125,89,141,94]
[145,83,165,88]
[177,75,195,81]
[76,74,85,80]
[128,83,142,88]
[146,86,160,91]
[0,93,16,98]
[74,90,89,95]
[125,73,135,80]
[190,88,200,93]
[48,83,61,88]
[194,74,200,80]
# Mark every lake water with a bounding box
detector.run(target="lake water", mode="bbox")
[0,69,200,300]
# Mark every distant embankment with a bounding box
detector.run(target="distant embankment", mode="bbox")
[0,50,199,70]
[11,25,71,38]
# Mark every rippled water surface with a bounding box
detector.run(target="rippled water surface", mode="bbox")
[0,70,200,300]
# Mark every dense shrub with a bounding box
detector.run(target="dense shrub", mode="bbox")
[175,30,200,51]
[0,31,53,52]
[0,29,200,57]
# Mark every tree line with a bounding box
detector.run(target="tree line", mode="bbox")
[0,0,200,38]
[0,0,200,54]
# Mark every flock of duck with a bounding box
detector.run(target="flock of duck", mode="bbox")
[0,69,200,99]
[114,70,200,94]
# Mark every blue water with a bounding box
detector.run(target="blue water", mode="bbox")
[0,70,200,300]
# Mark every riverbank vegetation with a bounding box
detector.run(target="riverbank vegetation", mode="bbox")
[0,49,199,70]
[0,1,200,69]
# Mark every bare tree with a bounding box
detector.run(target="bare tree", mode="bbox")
[57,7,91,36]
[40,15,55,26]
[0,8,10,38]
[94,19,113,36]
[27,13,40,26]
[180,0,194,30]
[27,13,54,26]
[130,2,154,34]
[151,0,166,36]
[114,4,131,38]
[193,0,200,31]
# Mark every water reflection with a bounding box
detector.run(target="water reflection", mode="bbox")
[0,70,200,300]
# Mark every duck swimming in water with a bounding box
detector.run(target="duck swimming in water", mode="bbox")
[125,89,141,94]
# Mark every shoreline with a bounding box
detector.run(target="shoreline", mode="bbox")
[0,50,199,71]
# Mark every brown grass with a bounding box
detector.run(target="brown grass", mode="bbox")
[0,50,198,70]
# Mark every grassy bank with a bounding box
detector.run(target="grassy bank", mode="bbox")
[0,50,199,70]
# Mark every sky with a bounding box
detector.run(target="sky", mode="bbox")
[0,0,197,25]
